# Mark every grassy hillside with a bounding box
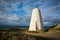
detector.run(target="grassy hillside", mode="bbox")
[0,29,57,40]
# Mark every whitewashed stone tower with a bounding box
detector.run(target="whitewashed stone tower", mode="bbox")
[29,8,43,31]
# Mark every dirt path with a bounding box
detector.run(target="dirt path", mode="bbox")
[23,31,60,40]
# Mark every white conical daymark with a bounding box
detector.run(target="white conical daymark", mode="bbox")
[29,8,43,31]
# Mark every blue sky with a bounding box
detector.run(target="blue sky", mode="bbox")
[0,0,60,26]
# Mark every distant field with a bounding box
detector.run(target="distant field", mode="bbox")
[0,26,29,30]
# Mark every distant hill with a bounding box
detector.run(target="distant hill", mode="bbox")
[48,22,60,32]
[54,22,60,29]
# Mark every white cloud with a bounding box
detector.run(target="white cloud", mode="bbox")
[43,22,56,26]
[0,15,3,18]
[45,6,60,13]
[0,12,6,18]
[7,14,19,21]
[22,5,32,16]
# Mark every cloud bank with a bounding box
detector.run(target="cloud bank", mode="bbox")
[0,0,60,26]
